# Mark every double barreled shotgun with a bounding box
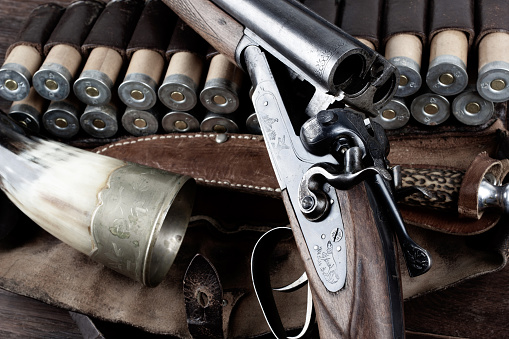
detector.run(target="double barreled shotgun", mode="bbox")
[163,0,431,338]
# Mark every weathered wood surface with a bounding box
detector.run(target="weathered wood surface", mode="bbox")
[0,288,81,338]
[162,0,243,64]
[0,1,508,338]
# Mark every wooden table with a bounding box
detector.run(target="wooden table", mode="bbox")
[0,1,507,338]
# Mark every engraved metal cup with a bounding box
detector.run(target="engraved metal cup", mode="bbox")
[0,114,195,287]
[90,163,196,287]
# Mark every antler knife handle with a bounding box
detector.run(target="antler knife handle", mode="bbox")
[400,167,464,210]
[400,152,509,219]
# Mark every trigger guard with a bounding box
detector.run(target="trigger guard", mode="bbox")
[251,227,315,339]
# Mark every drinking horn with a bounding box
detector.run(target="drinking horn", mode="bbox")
[0,114,195,287]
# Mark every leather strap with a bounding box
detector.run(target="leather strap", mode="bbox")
[184,254,224,339]
[428,0,475,46]
[166,19,209,60]
[382,0,428,45]
[475,0,509,45]
[399,205,502,235]
[458,152,509,219]
[44,0,104,56]
[81,0,145,58]
[336,0,384,50]
[94,133,281,198]
[126,0,178,59]
[6,3,64,57]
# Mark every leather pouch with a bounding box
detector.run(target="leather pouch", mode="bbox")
[81,0,145,59]
[6,3,64,57]
[166,19,209,60]
[475,0,509,44]
[336,0,384,50]
[126,0,178,59]
[428,0,475,46]
[43,0,104,56]
[382,0,428,45]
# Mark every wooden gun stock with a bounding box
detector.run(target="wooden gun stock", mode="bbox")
[162,0,243,63]
[284,184,404,338]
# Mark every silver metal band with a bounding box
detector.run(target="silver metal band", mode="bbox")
[90,163,195,287]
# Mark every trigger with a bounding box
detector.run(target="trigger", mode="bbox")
[251,227,316,339]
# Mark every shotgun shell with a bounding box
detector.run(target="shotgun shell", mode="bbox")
[118,50,164,110]
[8,87,46,132]
[452,87,494,126]
[200,111,239,133]
[373,98,410,129]
[410,92,450,126]
[200,54,242,114]
[426,31,469,96]
[245,112,262,134]
[0,46,40,101]
[161,110,202,133]
[43,98,82,138]
[80,102,118,138]
[33,44,82,101]
[121,106,160,136]
[74,47,123,106]
[477,33,509,102]
[159,51,203,111]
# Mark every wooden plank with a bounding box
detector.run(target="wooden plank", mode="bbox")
[0,288,81,338]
